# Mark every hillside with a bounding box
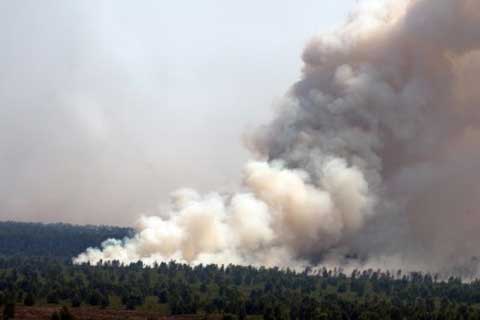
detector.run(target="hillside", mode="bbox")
[0,221,132,257]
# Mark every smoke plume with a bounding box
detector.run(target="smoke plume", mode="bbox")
[76,0,480,274]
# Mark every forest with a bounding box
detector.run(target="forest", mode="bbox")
[0,222,131,257]
[0,222,480,319]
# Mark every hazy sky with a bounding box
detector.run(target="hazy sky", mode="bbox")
[0,0,357,225]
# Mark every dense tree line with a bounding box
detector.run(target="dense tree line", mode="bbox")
[0,221,131,257]
[0,256,478,319]
[2,222,480,319]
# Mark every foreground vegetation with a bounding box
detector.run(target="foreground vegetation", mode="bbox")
[0,257,479,319]
[1,222,480,319]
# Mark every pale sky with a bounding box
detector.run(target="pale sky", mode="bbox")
[0,0,358,225]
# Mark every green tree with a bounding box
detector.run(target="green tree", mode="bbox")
[238,302,247,320]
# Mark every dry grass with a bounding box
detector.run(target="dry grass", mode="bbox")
[12,305,203,320]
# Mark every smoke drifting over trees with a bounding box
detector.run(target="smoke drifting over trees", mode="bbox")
[76,0,480,275]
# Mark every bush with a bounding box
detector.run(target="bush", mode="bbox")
[59,306,75,320]
[71,295,81,308]
[100,295,109,309]
[47,292,59,304]
[50,311,61,320]
[24,292,35,306]
[88,290,101,306]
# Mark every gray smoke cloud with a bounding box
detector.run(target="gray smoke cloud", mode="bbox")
[0,1,264,225]
[0,2,170,225]
[75,0,480,273]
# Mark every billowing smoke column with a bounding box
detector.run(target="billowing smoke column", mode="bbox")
[75,159,372,268]
[76,0,480,273]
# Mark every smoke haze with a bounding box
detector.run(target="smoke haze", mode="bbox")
[75,0,480,275]
[1,1,356,225]
[3,0,480,274]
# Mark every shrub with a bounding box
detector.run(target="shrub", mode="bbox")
[24,292,35,306]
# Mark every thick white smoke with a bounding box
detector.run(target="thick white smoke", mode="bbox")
[76,0,480,274]
[75,159,372,267]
